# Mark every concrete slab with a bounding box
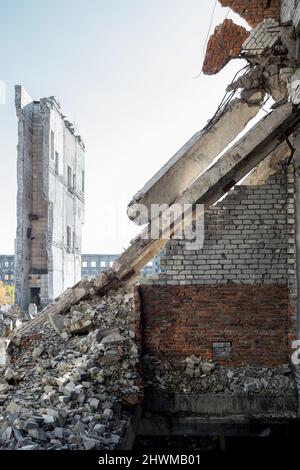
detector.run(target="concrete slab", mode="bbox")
[127,99,261,224]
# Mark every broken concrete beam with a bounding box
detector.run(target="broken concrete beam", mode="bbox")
[127,98,262,224]
[114,102,300,281]
[172,102,300,209]
[243,141,290,185]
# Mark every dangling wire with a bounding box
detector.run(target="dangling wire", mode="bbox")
[194,0,218,79]
[202,0,219,57]
[203,63,252,131]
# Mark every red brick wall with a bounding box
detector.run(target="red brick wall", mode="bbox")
[219,0,281,28]
[202,19,249,75]
[137,285,293,367]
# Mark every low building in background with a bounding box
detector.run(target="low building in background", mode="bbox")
[141,255,161,278]
[0,252,161,296]
[81,254,119,278]
[0,256,14,286]
[81,253,161,279]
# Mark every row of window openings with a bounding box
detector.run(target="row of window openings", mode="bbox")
[82,261,114,268]
[0,262,14,268]
[51,132,84,192]
[1,274,14,281]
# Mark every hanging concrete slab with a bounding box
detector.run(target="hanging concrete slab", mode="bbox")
[127,98,262,224]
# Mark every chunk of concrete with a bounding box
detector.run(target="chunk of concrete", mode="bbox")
[32,347,44,359]
[54,427,64,439]
[4,367,17,384]
[48,313,65,334]
[69,320,92,335]
[89,397,100,410]
[6,401,22,413]
[0,338,10,367]
[103,408,113,419]
[94,424,105,433]
[201,362,215,373]
[244,382,258,393]
[101,333,126,345]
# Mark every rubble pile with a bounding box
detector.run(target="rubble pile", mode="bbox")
[143,355,296,396]
[0,289,142,450]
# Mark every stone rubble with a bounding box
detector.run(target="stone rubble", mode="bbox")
[0,288,143,450]
[0,286,297,450]
[143,355,296,396]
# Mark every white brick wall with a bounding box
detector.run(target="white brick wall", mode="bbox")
[148,167,295,287]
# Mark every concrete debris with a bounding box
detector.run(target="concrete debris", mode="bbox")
[48,314,65,335]
[244,381,259,393]
[143,356,296,396]
[201,362,216,374]
[32,347,44,359]
[240,88,265,105]
[68,319,93,335]
[227,66,265,92]
[4,367,18,386]
[0,289,142,450]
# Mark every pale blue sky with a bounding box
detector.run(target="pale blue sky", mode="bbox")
[0,0,247,254]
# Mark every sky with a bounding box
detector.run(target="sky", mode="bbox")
[0,0,248,255]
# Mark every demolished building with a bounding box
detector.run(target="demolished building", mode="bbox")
[15,86,85,311]
[2,0,300,450]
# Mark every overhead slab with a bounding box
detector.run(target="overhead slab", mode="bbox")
[127,97,263,224]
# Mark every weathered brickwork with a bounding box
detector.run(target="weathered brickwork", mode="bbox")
[137,284,291,367]
[138,165,297,364]
[202,1,281,75]
[219,0,281,28]
[202,19,249,75]
[151,169,291,286]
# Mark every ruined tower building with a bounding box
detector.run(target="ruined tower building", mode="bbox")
[15,86,85,310]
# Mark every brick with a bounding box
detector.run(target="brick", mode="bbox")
[219,0,280,27]
[139,284,293,367]
[202,19,249,75]
[150,168,295,311]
